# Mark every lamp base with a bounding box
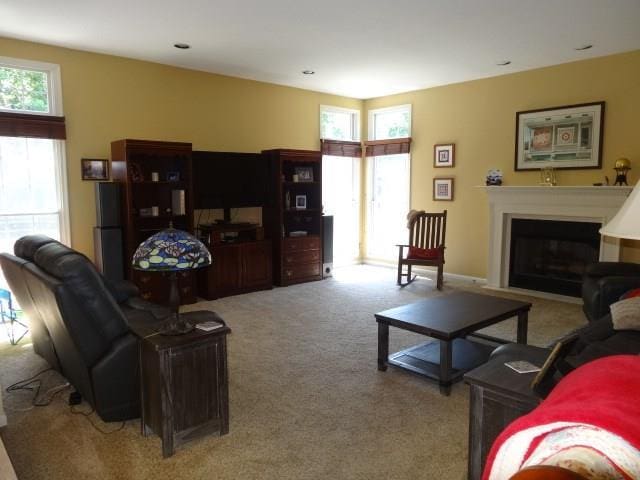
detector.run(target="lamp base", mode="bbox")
[160,320,195,336]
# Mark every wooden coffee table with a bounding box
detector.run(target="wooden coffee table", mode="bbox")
[375,291,531,395]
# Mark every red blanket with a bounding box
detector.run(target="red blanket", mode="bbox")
[483,355,640,479]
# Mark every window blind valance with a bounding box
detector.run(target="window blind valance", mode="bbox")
[320,139,362,157]
[364,137,411,157]
[0,112,66,140]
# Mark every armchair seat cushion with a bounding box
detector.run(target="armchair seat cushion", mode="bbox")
[407,246,441,260]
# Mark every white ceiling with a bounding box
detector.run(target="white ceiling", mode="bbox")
[2,0,640,99]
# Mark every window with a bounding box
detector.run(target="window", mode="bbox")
[0,57,62,115]
[320,106,361,266]
[0,57,68,288]
[320,105,359,142]
[366,104,411,260]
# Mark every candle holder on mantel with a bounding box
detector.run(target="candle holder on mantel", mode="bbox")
[539,167,557,186]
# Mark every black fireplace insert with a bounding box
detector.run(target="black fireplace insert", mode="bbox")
[509,218,600,297]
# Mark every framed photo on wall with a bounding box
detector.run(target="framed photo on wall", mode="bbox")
[434,144,455,168]
[433,177,454,201]
[81,158,109,181]
[514,101,604,171]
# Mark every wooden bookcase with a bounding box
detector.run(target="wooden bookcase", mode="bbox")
[263,149,323,286]
[111,139,196,304]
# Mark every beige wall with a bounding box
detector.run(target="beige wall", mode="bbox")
[364,50,640,278]
[0,36,361,258]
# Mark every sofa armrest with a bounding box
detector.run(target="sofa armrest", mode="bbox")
[598,275,640,308]
[584,261,640,278]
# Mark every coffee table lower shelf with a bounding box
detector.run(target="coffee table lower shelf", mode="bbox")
[388,339,496,392]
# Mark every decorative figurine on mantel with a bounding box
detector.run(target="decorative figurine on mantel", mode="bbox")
[540,167,557,186]
[486,169,503,185]
[613,158,631,186]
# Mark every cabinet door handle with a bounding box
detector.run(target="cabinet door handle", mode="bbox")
[286,270,292,277]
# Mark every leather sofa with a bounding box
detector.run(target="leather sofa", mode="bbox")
[581,261,640,322]
[0,235,169,422]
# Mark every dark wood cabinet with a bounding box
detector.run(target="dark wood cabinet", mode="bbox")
[132,270,196,304]
[111,139,196,304]
[136,311,230,458]
[263,149,323,286]
[198,240,272,300]
[242,241,273,288]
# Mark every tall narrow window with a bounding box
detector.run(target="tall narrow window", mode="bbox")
[366,105,411,261]
[0,57,68,288]
[320,106,361,266]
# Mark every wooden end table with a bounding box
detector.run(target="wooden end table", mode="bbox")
[464,344,549,480]
[375,291,531,395]
[133,310,231,457]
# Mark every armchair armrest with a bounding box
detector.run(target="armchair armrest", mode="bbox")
[584,261,640,278]
[104,279,140,304]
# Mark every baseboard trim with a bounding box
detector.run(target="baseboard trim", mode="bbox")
[361,260,486,285]
[483,285,581,304]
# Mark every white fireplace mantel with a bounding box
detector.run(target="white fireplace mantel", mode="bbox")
[481,185,633,291]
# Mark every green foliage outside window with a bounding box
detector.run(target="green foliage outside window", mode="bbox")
[385,112,410,138]
[0,66,49,113]
[320,111,349,140]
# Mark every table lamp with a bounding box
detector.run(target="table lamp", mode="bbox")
[600,180,640,240]
[132,226,211,334]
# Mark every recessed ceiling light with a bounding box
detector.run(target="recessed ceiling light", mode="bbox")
[174,43,191,50]
[496,60,511,66]
[302,70,315,75]
[575,44,593,51]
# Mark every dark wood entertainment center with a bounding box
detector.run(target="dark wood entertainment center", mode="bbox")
[111,141,323,302]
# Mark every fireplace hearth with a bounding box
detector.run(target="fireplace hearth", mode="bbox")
[509,219,600,297]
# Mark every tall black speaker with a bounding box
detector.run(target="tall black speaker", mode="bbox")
[322,215,333,278]
[95,182,121,227]
[93,227,124,283]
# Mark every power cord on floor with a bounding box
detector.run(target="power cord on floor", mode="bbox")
[70,405,127,434]
[4,367,70,410]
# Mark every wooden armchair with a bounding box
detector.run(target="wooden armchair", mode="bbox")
[396,210,447,289]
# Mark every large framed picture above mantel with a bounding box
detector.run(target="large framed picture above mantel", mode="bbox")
[514,101,604,171]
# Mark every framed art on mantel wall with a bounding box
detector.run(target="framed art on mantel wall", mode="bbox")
[514,101,604,171]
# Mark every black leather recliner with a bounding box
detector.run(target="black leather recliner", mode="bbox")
[581,261,640,323]
[0,235,168,421]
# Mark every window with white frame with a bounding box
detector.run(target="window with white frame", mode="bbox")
[366,104,411,261]
[0,57,69,288]
[320,105,361,266]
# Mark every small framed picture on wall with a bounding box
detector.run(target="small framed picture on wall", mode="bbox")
[81,158,109,181]
[433,177,454,201]
[434,144,455,168]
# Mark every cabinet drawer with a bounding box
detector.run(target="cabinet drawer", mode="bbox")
[283,236,320,252]
[283,250,320,265]
[283,262,321,281]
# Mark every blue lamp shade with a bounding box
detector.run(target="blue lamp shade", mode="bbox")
[132,228,211,271]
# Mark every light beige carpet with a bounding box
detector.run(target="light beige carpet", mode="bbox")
[0,265,585,480]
